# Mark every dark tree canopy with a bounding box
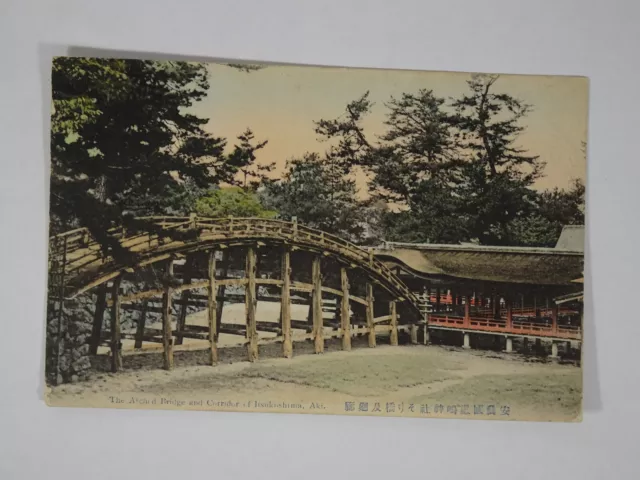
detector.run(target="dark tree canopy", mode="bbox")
[50,60,584,251]
[259,153,373,243]
[50,58,263,258]
[312,74,582,246]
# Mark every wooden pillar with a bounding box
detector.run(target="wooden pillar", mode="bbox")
[435,288,441,313]
[551,301,559,334]
[281,248,293,358]
[366,283,376,348]
[89,283,107,355]
[246,247,258,361]
[175,256,193,345]
[311,256,324,353]
[110,276,122,373]
[464,292,471,327]
[506,295,513,331]
[215,250,230,335]
[134,300,148,349]
[162,260,174,370]
[389,300,398,346]
[340,267,351,351]
[207,250,218,365]
[410,324,418,344]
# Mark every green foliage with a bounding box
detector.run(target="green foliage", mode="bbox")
[259,153,372,243]
[194,187,276,218]
[503,179,585,247]
[314,74,583,246]
[50,58,264,255]
[314,92,373,175]
[228,129,273,191]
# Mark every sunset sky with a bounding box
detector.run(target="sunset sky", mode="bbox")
[190,63,588,192]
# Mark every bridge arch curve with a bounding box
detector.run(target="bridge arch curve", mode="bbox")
[48,216,424,371]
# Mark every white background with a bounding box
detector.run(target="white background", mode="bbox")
[1,0,639,478]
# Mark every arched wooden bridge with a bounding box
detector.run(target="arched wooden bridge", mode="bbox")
[48,216,424,372]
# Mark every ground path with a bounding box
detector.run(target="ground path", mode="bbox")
[47,343,581,422]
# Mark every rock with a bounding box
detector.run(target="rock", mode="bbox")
[72,357,91,372]
[69,321,93,335]
[70,375,79,383]
[73,334,89,345]
[58,355,71,372]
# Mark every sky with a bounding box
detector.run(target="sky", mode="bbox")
[190,62,588,192]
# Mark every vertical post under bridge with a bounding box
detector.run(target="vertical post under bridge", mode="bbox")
[208,250,218,365]
[340,267,351,351]
[389,300,398,346]
[245,246,258,362]
[312,256,324,354]
[366,283,376,348]
[110,275,123,373]
[280,248,292,358]
[162,259,174,370]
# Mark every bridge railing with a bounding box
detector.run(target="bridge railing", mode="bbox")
[48,216,419,307]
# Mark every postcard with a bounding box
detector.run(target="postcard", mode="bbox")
[45,57,586,421]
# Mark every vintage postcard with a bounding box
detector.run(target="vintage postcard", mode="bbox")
[45,57,586,422]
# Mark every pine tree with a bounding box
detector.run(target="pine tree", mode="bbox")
[50,58,262,259]
[259,153,369,242]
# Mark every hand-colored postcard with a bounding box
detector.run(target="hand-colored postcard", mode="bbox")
[45,57,586,421]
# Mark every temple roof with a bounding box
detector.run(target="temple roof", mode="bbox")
[374,243,584,286]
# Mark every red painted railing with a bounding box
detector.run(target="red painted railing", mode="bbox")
[428,313,581,340]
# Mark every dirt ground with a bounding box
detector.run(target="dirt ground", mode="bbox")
[47,338,582,422]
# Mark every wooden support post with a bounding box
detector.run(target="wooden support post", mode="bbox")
[435,288,441,313]
[506,296,513,331]
[464,292,471,327]
[551,301,559,334]
[175,256,193,345]
[207,250,218,365]
[340,267,351,351]
[246,247,258,361]
[89,283,107,355]
[215,250,230,336]
[311,256,324,353]
[110,276,123,373]
[134,300,148,349]
[281,248,292,358]
[162,260,175,370]
[410,324,418,344]
[389,300,398,346]
[366,283,376,348]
